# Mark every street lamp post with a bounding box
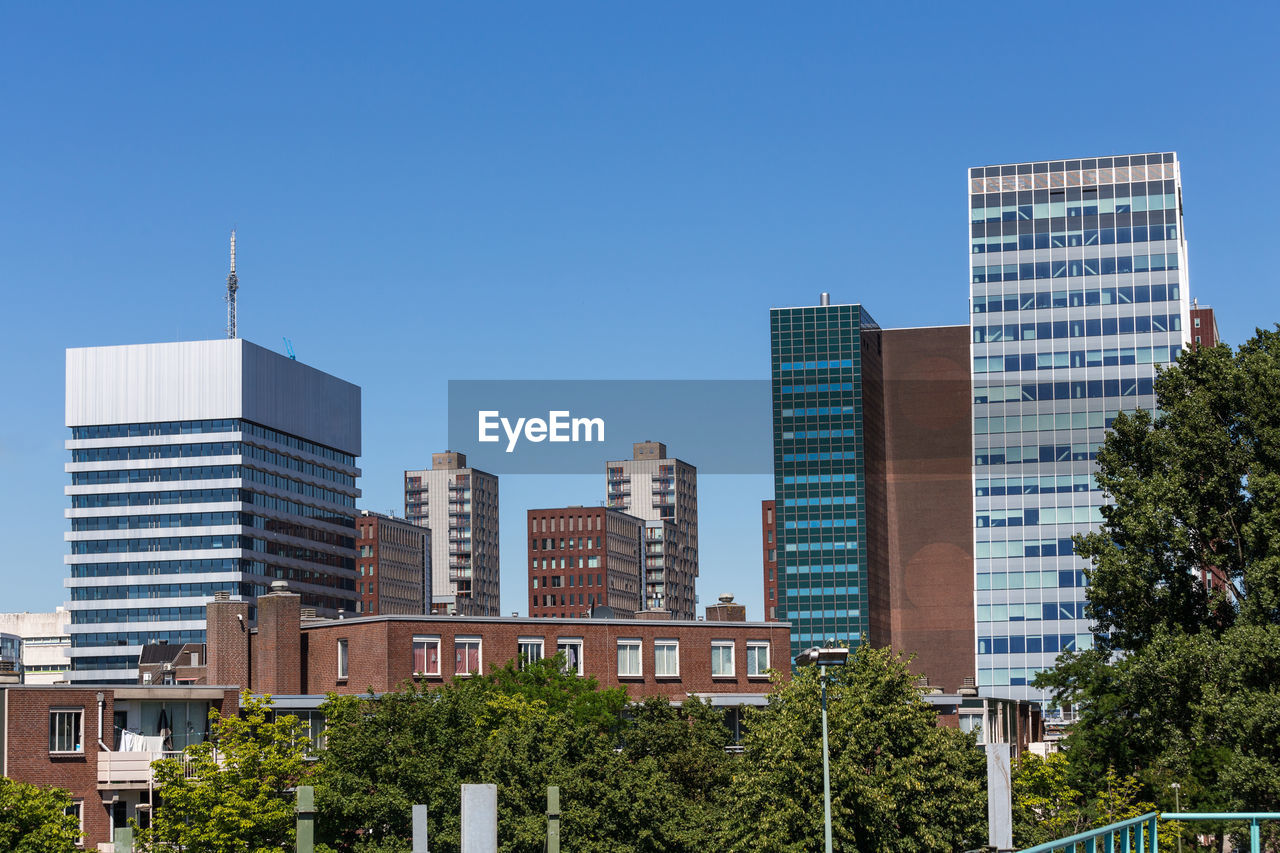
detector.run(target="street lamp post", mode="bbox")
[795,645,851,853]
[1170,783,1182,853]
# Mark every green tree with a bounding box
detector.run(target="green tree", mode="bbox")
[314,655,736,853]
[0,778,82,853]
[1036,331,1280,828]
[135,692,310,853]
[1012,753,1155,849]
[718,644,985,853]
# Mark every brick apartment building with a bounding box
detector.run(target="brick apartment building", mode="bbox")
[205,583,789,702]
[527,506,645,618]
[0,680,238,849]
[356,510,430,615]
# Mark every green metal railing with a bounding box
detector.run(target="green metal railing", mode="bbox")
[1021,812,1280,853]
[1021,811,1159,853]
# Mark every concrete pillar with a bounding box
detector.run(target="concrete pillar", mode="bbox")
[461,784,497,853]
[296,785,314,853]
[986,743,1012,850]
[413,803,429,853]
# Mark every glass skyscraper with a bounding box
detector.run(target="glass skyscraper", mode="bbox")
[65,339,361,683]
[770,300,887,661]
[969,153,1191,700]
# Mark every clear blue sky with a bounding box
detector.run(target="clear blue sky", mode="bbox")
[2,3,1275,620]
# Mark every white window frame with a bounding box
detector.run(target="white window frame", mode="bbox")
[711,641,736,678]
[337,638,349,680]
[653,639,680,678]
[518,637,545,669]
[65,800,83,845]
[557,638,584,676]
[617,638,643,678]
[49,708,83,754]
[455,637,482,677]
[746,641,770,678]
[412,635,441,677]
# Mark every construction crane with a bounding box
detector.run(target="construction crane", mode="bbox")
[283,337,296,360]
[225,230,239,339]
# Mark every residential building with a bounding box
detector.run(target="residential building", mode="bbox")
[969,152,1192,699]
[606,442,698,619]
[356,510,430,615]
[64,339,361,683]
[0,682,240,849]
[203,582,789,702]
[404,452,499,616]
[1191,299,1220,348]
[761,500,778,620]
[527,506,644,617]
[0,609,71,684]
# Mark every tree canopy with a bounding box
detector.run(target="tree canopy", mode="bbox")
[0,777,82,853]
[1037,330,1280,826]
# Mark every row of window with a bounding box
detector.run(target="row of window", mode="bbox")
[972,154,1173,179]
[972,314,1181,345]
[779,496,859,508]
[973,347,1178,376]
[71,534,356,572]
[783,541,860,553]
[71,581,258,601]
[779,382,855,394]
[970,192,1178,222]
[977,505,1103,528]
[531,557,603,571]
[776,358,856,372]
[973,283,1179,314]
[332,636,773,681]
[534,592,604,608]
[781,451,859,462]
[778,428,859,440]
[975,538,1078,559]
[71,630,205,648]
[69,464,357,508]
[530,537,600,551]
[973,222,1178,255]
[242,444,355,487]
[973,253,1179,284]
[976,410,1114,436]
[976,475,1099,496]
[976,379,1154,408]
[783,584,860,597]
[72,606,206,624]
[532,572,605,589]
[975,597,1087,624]
[786,607,862,621]
[978,570,1088,591]
[778,406,859,419]
[779,473,861,485]
[978,633,1094,656]
[72,441,242,463]
[69,557,258,578]
[71,511,243,531]
[975,442,1098,467]
[71,419,355,466]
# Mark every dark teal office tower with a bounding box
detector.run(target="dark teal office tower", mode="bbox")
[770,298,887,662]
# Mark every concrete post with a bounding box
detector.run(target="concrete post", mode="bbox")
[986,744,1012,850]
[413,803,429,853]
[114,826,134,853]
[461,784,498,853]
[546,786,560,853]
[296,785,315,853]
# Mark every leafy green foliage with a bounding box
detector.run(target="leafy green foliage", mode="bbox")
[135,692,310,853]
[1011,753,1154,849]
[0,777,82,853]
[1037,331,1280,822]
[718,644,985,853]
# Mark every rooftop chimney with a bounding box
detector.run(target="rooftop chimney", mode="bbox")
[820,292,831,306]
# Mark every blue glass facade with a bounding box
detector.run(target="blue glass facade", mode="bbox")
[771,303,886,661]
[969,153,1191,700]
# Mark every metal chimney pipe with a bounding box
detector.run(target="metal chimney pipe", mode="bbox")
[820,292,831,306]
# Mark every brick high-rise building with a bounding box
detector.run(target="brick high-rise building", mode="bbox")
[528,506,644,617]
[606,442,698,618]
[761,500,778,621]
[405,452,499,616]
[1191,299,1219,348]
[356,511,430,615]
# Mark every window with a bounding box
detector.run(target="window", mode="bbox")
[617,639,642,677]
[65,800,83,844]
[336,639,349,679]
[412,636,441,676]
[747,642,770,677]
[455,638,481,676]
[654,640,679,677]
[49,708,83,753]
[518,637,544,668]
[557,638,584,676]
[711,642,736,677]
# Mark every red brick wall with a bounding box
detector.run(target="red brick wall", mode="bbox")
[302,617,792,702]
[761,500,778,621]
[207,598,251,688]
[256,592,302,695]
[881,326,976,692]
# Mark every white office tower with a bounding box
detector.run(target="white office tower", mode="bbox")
[969,153,1191,700]
[404,452,500,616]
[65,339,361,683]
[606,441,699,619]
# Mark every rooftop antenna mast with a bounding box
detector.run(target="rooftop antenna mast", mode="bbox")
[225,230,239,338]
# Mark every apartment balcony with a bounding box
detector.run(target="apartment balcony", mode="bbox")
[97,749,206,789]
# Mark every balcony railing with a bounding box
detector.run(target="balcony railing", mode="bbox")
[97,749,210,788]
[1023,812,1280,853]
